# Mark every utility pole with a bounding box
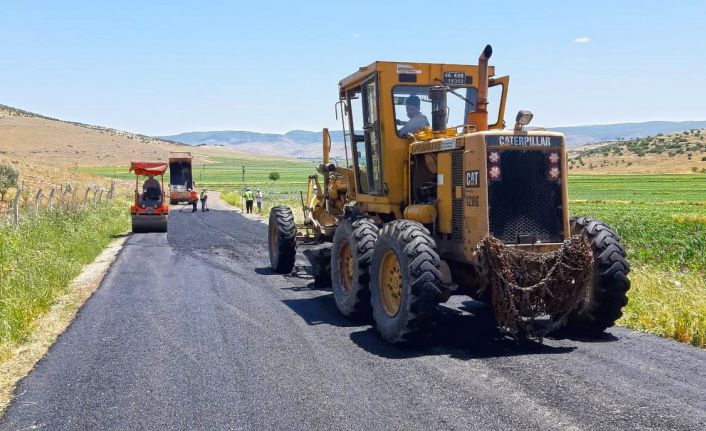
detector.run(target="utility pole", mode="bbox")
[241,165,245,182]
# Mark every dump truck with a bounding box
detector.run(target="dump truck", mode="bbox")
[168,152,198,205]
[268,45,631,343]
[130,161,169,233]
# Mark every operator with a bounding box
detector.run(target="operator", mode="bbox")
[143,174,161,200]
[397,95,429,136]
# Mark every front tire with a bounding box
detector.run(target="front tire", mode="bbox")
[369,220,443,343]
[268,206,297,273]
[564,216,630,335]
[330,218,378,317]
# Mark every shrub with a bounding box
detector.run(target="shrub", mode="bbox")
[268,172,280,181]
[0,164,19,202]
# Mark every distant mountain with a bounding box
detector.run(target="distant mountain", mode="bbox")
[160,129,349,159]
[160,120,706,158]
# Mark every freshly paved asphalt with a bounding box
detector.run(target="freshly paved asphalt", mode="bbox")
[2,197,705,430]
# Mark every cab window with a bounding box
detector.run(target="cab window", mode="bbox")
[346,76,383,195]
[393,85,478,136]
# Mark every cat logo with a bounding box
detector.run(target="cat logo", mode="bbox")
[466,170,480,188]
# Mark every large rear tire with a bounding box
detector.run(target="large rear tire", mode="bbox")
[268,206,297,273]
[330,218,379,317]
[564,216,630,335]
[369,220,443,343]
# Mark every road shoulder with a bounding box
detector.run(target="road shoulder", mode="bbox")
[0,236,127,414]
[213,191,268,225]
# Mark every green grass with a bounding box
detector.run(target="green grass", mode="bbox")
[81,156,316,190]
[569,201,705,272]
[0,200,130,358]
[83,156,316,222]
[568,175,705,347]
[568,175,706,203]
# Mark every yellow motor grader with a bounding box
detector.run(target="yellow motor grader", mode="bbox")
[268,45,630,343]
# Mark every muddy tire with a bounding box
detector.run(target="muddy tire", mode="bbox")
[268,206,297,273]
[370,220,443,343]
[564,216,630,335]
[330,218,379,317]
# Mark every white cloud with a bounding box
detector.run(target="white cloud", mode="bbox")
[574,36,591,44]
[353,33,361,39]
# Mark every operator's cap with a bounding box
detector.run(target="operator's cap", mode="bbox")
[406,95,421,107]
[203,188,207,191]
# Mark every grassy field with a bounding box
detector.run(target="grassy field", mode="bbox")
[0,199,130,360]
[82,156,317,189]
[85,157,706,347]
[569,176,705,347]
[83,157,316,221]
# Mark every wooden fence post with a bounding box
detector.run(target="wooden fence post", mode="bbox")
[34,188,43,215]
[60,184,72,208]
[108,181,115,199]
[13,183,22,228]
[47,186,56,212]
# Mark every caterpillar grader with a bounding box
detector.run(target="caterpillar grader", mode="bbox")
[268,45,630,343]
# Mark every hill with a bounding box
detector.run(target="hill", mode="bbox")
[547,121,706,147]
[0,104,265,168]
[568,129,706,174]
[161,120,706,159]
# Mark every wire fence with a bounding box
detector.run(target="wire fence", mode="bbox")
[0,180,117,228]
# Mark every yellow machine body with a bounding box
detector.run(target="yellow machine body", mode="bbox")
[301,47,571,280]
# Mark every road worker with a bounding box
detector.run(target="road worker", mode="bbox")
[200,188,209,212]
[244,187,254,214]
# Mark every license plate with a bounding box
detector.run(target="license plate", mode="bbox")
[443,71,467,85]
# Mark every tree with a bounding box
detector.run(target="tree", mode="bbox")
[269,172,280,181]
[0,164,18,202]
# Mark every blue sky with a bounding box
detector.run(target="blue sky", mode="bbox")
[1,1,704,135]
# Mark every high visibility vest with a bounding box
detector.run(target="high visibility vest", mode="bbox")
[244,191,254,200]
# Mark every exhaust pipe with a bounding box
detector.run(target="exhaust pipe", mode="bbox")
[467,44,493,131]
[478,44,492,115]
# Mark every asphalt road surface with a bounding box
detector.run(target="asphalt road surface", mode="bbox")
[2,197,705,430]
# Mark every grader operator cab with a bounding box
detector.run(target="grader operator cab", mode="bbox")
[268,45,630,343]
